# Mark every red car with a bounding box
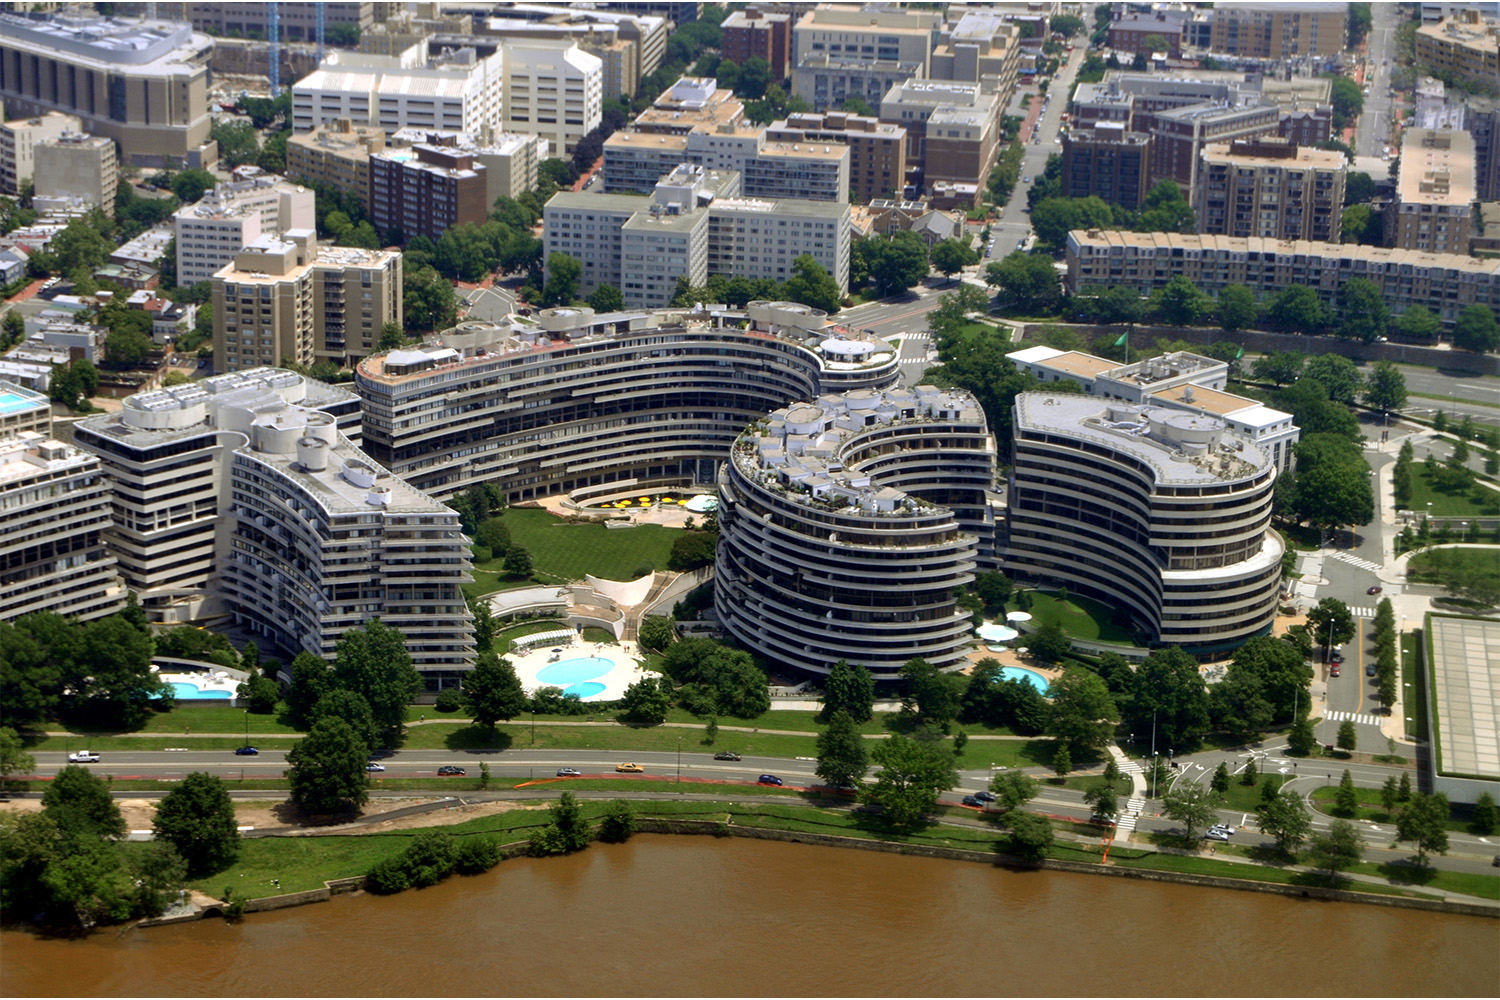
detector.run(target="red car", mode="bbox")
[1330,664,1341,677]
[1367,585,1383,595]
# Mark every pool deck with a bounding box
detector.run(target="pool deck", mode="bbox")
[508,637,653,702]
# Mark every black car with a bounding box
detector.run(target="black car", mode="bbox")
[234,746,259,756]
[1366,662,1377,677]
[713,751,742,761]
[974,790,996,803]
[437,765,466,776]
[758,774,784,786]
[962,795,983,807]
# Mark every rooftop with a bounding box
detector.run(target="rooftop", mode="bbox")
[0,432,97,488]
[1397,128,1476,208]
[1200,139,1346,170]
[1427,614,1500,781]
[1067,229,1500,276]
[0,13,209,74]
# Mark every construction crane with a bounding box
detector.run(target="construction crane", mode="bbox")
[316,2,325,65]
[268,2,280,98]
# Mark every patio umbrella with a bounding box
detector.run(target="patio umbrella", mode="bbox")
[1006,611,1033,623]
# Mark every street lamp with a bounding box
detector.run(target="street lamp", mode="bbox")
[676,737,682,788]
[243,709,249,747]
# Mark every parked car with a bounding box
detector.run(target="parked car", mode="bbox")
[365,762,386,772]
[1331,650,1344,663]
[1209,824,1236,836]
[1330,664,1341,677]
[713,751,741,761]
[974,790,997,802]
[556,767,582,777]
[437,765,466,776]
[1367,585,1383,595]
[758,774,784,786]
[1205,828,1230,841]
[233,746,258,756]
[962,795,983,807]
[615,762,645,773]
[1366,662,1377,677]
[68,750,100,763]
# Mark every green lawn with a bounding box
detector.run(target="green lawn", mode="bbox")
[1401,630,1427,741]
[1020,590,1137,644]
[1406,464,1500,517]
[467,508,681,593]
[495,620,571,647]
[1309,787,1477,833]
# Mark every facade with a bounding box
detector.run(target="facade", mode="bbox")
[353,301,899,504]
[33,132,118,218]
[721,8,792,81]
[174,173,317,287]
[179,2,379,42]
[791,6,939,79]
[1194,138,1346,244]
[212,231,403,370]
[1065,229,1500,328]
[0,379,50,439]
[0,429,123,623]
[285,117,388,203]
[501,40,603,157]
[1148,100,1281,195]
[1109,11,1186,57]
[929,8,1022,103]
[1006,393,1283,654]
[715,385,993,680]
[72,368,361,621]
[791,54,923,114]
[1061,124,1152,210]
[474,4,666,93]
[1468,96,1500,202]
[369,143,488,242]
[880,79,1000,195]
[1416,14,1500,93]
[0,13,215,169]
[1387,128,1475,255]
[0,112,80,196]
[1207,3,1348,60]
[292,44,506,135]
[390,128,545,205]
[768,111,906,204]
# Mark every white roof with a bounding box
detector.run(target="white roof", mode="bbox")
[1007,345,1066,364]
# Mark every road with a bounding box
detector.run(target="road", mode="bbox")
[1397,363,1500,433]
[1355,2,1401,159]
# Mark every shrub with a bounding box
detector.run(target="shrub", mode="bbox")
[403,831,457,887]
[454,836,504,874]
[597,800,636,843]
[434,688,464,713]
[366,856,411,894]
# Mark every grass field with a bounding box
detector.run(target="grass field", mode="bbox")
[1401,630,1427,741]
[1020,590,1137,644]
[465,508,681,596]
[1405,464,1500,517]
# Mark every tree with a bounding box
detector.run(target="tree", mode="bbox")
[503,545,533,577]
[168,168,219,205]
[1255,786,1311,856]
[376,322,407,351]
[43,765,126,839]
[462,652,528,730]
[637,615,675,652]
[1287,716,1317,756]
[1337,278,1390,344]
[1336,720,1358,753]
[1001,809,1054,862]
[862,735,958,828]
[62,615,162,730]
[597,800,637,843]
[151,772,240,877]
[286,651,331,730]
[1210,762,1230,794]
[1210,666,1273,741]
[1452,304,1500,354]
[1267,285,1326,333]
[929,239,978,283]
[1151,275,1211,326]
[1472,792,1498,836]
[128,840,188,918]
[1306,818,1365,879]
[1335,769,1360,815]
[1327,75,1364,130]
[474,515,510,555]
[1217,284,1258,333]
[331,619,420,734]
[867,231,930,296]
[587,283,625,313]
[1340,204,1381,245]
[540,252,582,307]
[820,659,875,723]
[1362,360,1408,414]
[549,792,594,852]
[1395,792,1450,865]
[311,689,379,750]
[1345,170,1377,206]
[782,254,844,313]
[1124,647,1211,752]
[988,251,1062,313]
[1399,771,1412,802]
[403,266,459,334]
[1028,620,1071,664]
[0,724,35,784]
[1252,350,1306,386]
[2,309,26,348]
[1083,780,1119,821]
[620,675,672,725]
[989,770,1039,812]
[667,530,715,571]
[1396,305,1442,342]
[286,717,369,815]
[1162,782,1218,841]
[236,672,280,714]
[1045,669,1118,754]
[1301,354,1363,405]
[1307,599,1357,655]
[899,657,962,728]
[815,709,870,789]
[210,120,260,167]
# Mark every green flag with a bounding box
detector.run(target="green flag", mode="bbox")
[1234,345,1244,360]
[1115,332,1128,347]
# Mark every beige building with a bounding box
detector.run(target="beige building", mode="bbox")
[175,172,317,287]
[1416,14,1500,94]
[768,111,907,204]
[791,5,940,78]
[501,40,604,157]
[285,117,388,202]
[213,231,403,370]
[0,13,216,169]
[0,111,79,196]
[388,127,546,209]
[1195,138,1346,244]
[1388,129,1475,255]
[1207,3,1348,60]
[929,9,1022,106]
[33,132,118,218]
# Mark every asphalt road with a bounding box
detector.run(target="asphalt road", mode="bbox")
[1355,3,1401,159]
[1397,363,1500,432]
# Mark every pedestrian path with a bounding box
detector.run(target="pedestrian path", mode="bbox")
[1325,709,1383,727]
[1107,746,1146,839]
[1329,550,1383,574]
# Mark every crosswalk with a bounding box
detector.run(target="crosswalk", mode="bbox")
[1112,757,1145,836]
[1329,551,1383,573]
[900,357,929,365]
[899,332,932,342]
[1326,709,1382,727]
[1345,606,1377,619]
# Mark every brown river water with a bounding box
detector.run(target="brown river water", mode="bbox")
[4,837,1497,997]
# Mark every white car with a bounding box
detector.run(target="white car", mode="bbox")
[365,762,386,772]
[68,750,100,763]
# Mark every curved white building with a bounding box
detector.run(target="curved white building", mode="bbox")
[354,302,901,503]
[1005,394,1283,654]
[715,386,995,680]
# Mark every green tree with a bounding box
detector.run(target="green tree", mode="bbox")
[1452,304,1500,354]
[2,309,26,348]
[0,725,35,784]
[151,772,240,877]
[1083,780,1119,821]
[168,168,219,204]
[988,769,1039,812]
[461,651,528,730]
[1306,818,1364,880]
[236,672,280,714]
[1344,170,1377,206]
[1217,284,1258,333]
[128,840,187,918]
[1295,463,1374,532]
[1301,354,1364,405]
[597,800,636,843]
[331,619,420,734]
[815,709,870,789]
[541,252,582,307]
[1362,360,1408,414]
[1380,775,1401,814]
[929,238,978,283]
[1471,792,1498,836]
[899,657,962,728]
[475,515,510,555]
[1395,792,1451,865]
[1210,665,1273,741]
[637,615,675,652]
[63,615,162,730]
[503,545,533,577]
[42,765,125,839]
[1337,278,1390,343]
[868,231,930,296]
[1210,761,1231,794]
[1267,285,1326,333]
[1255,786,1312,856]
[1252,350,1306,386]
[1307,599,1357,656]
[820,659,875,723]
[1151,275,1212,326]
[1162,782,1218,841]
[286,717,369,815]
[1000,809,1054,862]
[1336,719,1358,752]
[1123,646,1211,752]
[286,651,332,730]
[403,266,459,335]
[587,283,625,313]
[1046,669,1118,754]
[1051,742,1072,778]
[863,734,958,828]
[1335,769,1360,815]
[1287,716,1317,756]
[782,254,844,312]
[210,120,260,167]
[619,675,672,725]
[987,251,1062,313]
[1326,75,1364,130]
[667,530,716,571]
[1396,304,1442,341]
[1340,204,1381,245]
[1028,620,1071,664]
[376,322,406,350]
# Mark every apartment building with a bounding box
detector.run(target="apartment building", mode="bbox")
[174,173,317,287]
[285,117,388,201]
[369,143,488,242]
[1194,138,1346,244]
[1387,129,1475,255]
[716,386,992,680]
[0,112,79,196]
[792,53,924,114]
[707,194,851,296]
[1061,124,1152,210]
[929,8,1022,103]
[1109,11,1187,57]
[600,129,691,191]
[0,379,49,439]
[880,79,1000,199]
[1065,229,1500,327]
[0,429,123,623]
[212,231,402,370]
[0,13,215,169]
[33,132,117,218]
[1207,3,1347,60]
[1416,14,1500,94]
[292,43,506,135]
[768,111,906,204]
[354,301,898,504]
[1467,96,1500,202]
[631,75,745,134]
[72,367,361,621]
[923,105,998,208]
[722,8,793,80]
[501,40,603,157]
[474,4,666,94]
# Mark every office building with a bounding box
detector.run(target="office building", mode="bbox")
[1006,393,1283,655]
[598,1,701,26]
[354,301,899,503]
[212,231,402,370]
[1388,129,1475,255]
[929,8,1022,102]
[292,43,506,135]
[501,40,603,157]
[880,79,1000,197]
[790,6,940,79]
[0,13,215,169]
[0,428,123,624]
[715,385,993,680]
[1207,3,1347,60]
[73,367,361,621]
[632,75,745,134]
[722,8,793,81]
[1194,138,1346,244]
[0,112,80,196]
[1061,124,1152,210]
[174,173,317,287]
[473,5,666,88]
[176,2,380,42]
[1421,2,1500,25]
[33,132,117,218]
[768,111,906,203]
[1416,14,1500,94]
[285,118,388,203]
[792,53,924,114]
[1109,11,1186,57]
[1065,229,1500,328]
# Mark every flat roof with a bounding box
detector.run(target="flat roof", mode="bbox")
[1398,128,1476,208]
[1427,614,1500,781]
[1067,229,1500,276]
[1150,382,1263,418]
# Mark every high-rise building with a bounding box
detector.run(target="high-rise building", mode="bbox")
[1207,3,1348,60]
[929,8,1022,102]
[1061,125,1152,210]
[880,79,1000,199]
[768,111,906,204]
[1416,14,1500,94]
[1195,138,1346,244]
[501,40,604,156]
[0,13,215,169]
[285,118,388,204]
[176,3,380,43]
[33,132,117,218]
[212,231,402,370]
[292,43,506,135]
[1387,129,1476,255]
[0,112,80,196]
[721,8,792,81]
[174,172,316,286]
[369,143,489,242]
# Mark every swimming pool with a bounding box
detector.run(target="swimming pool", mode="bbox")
[0,391,38,414]
[563,681,608,699]
[995,666,1051,695]
[536,657,615,686]
[163,681,232,700]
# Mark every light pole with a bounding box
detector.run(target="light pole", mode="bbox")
[243,709,249,747]
[676,737,682,788]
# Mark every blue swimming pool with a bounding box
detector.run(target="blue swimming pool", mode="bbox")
[563,681,608,699]
[0,391,37,414]
[536,657,614,685]
[160,682,232,700]
[995,666,1051,695]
